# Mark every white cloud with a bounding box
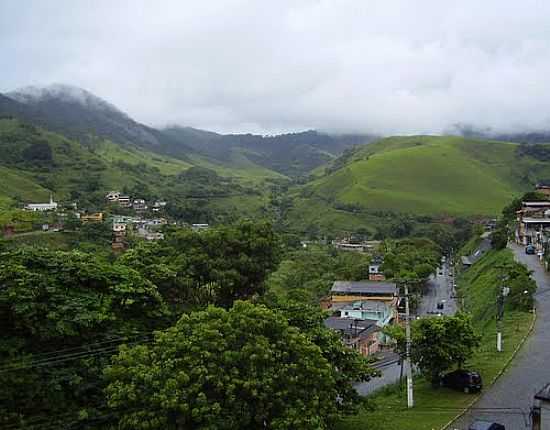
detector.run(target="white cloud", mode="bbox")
[2,0,550,135]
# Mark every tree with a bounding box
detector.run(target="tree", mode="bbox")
[411,313,480,385]
[165,221,281,307]
[491,226,508,250]
[0,248,169,428]
[105,301,359,430]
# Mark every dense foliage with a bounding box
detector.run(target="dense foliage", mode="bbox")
[411,314,481,385]
[0,248,168,428]
[105,301,374,430]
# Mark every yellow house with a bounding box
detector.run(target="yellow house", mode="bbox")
[80,212,104,223]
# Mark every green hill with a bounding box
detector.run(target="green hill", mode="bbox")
[302,135,550,216]
[0,118,277,222]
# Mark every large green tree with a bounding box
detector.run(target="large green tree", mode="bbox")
[411,313,480,385]
[121,222,281,308]
[0,248,168,428]
[105,301,367,430]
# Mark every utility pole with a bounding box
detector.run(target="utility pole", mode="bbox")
[495,265,510,352]
[404,282,414,408]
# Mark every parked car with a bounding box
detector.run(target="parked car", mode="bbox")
[437,301,445,310]
[469,420,505,430]
[441,369,482,393]
[525,245,536,255]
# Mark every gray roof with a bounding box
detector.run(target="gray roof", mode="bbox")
[324,317,380,338]
[523,201,550,207]
[331,280,397,295]
[535,383,550,401]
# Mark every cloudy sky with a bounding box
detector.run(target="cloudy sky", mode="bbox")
[2,0,550,135]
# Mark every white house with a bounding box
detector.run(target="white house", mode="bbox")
[25,195,58,212]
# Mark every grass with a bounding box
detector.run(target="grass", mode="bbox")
[336,249,534,430]
[307,136,548,216]
[95,140,193,175]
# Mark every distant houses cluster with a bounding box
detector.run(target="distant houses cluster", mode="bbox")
[105,191,167,212]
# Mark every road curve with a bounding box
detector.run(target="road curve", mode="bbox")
[452,243,550,429]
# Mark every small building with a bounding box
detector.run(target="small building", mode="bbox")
[532,382,550,429]
[192,223,209,231]
[152,201,167,212]
[536,183,550,198]
[324,317,381,356]
[132,199,148,211]
[24,195,58,212]
[118,196,131,208]
[330,280,398,306]
[106,191,121,202]
[113,223,126,233]
[368,260,386,281]
[81,213,104,223]
[334,242,368,252]
[335,300,395,326]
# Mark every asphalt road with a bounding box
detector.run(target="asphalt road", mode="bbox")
[417,261,458,317]
[452,243,550,430]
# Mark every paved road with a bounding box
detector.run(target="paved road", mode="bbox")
[355,357,402,396]
[452,243,550,429]
[417,262,458,317]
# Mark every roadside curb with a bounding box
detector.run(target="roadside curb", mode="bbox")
[440,308,537,430]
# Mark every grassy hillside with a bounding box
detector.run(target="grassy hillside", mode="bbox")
[304,136,550,216]
[0,118,280,225]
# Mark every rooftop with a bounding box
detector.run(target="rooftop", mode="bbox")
[324,317,380,337]
[331,280,397,295]
[522,201,550,207]
[521,217,550,224]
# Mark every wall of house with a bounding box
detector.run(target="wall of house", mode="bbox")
[540,401,550,429]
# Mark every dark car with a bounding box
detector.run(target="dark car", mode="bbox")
[437,301,445,310]
[469,420,505,430]
[441,369,482,393]
[525,245,536,255]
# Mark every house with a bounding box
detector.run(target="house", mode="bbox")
[81,213,104,223]
[330,280,398,306]
[532,382,550,429]
[106,191,121,202]
[536,182,550,198]
[118,196,131,208]
[515,201,550,257]
[113,223,126,234]
[24,195,58,212]
[334,242,368,252]
[324,316,381,356]
[132,199,148,211]
[335,300,395,326]
[368,256,386,281]
[152,201,167,212]
[192,223,209,231]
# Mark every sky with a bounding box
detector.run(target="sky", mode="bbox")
[2,0,550,135]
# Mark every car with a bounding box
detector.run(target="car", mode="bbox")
[441,369,482,393]
[468,420,505,430]
[525,245,536,255]
[437,301,445,310]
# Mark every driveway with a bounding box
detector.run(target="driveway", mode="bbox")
[451,243,550,429]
